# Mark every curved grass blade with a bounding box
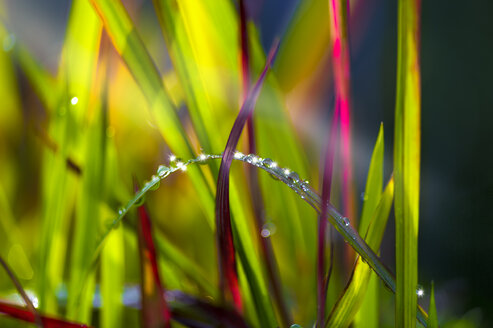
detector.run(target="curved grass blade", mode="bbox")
[90,0,215,226]
[326,176,394,328]
[0,301,90,328]
[394,0,422,326]
[215,40,279,310]
[317,102,340,327]
[239,1,290,325]
[0,256,41,327]
[428,282,438,328]
[93,151,428,326]
[137,202,171,328]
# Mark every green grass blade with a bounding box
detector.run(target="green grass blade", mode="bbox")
[394,0,422,327]
[354,124,385,328]
[90,0,215,227]
[275,0,331,93]
[428,282,439,328]
[326,176,394,328]
[359,124,384,235]
[101,224,125,328]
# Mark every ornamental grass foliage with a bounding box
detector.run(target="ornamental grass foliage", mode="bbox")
[0,0,481,327]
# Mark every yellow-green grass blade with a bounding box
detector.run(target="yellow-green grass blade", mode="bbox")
[90,0,214,226]
[275,0,331,93]
[58,0,103,322]
[394,0,421,327]
[326,176,394,328]
[359,124,384,235]
[428,282,438,328]
[352,125,384,328]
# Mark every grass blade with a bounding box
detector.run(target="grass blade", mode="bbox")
[275,0,331,93]
[428,282,438,328]
[0,256,41,326]
[137,203,171,328]
[90,0,215,227]
[353,125,385,328]
[239,1,291,325]
[394,0,422,326]
[215,40,279,310]
[0,301,90,328]
[326,176,394,328]
[317,102,340,327]
[328,0,356,220]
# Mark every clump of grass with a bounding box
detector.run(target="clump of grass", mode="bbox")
[0,0,441,327]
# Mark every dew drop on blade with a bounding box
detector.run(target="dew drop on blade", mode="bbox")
[157,165,169,177]
[343,217,350,226]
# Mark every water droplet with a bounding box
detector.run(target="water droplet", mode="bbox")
[135,194,146,206]
[262,158,274,167]
[169,154,177,164]
[283,168,291,176]
[244,154,259,164]
[3,34,15,52]
[416,286,425,298]
[70,96,79,105]
[261,229,271,238]
[148,175,160,190]
[290,324,303,328]
[118,207,125,216]
[343,217,350,226]
[234,151,244,159]
[198,153,208,164]
[157,165,169,177]
[175,161,187,172]
[288,171,300,182]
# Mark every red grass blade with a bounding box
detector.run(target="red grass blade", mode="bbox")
[238,1,291,325]
[328,0,355,220]
[0,301,89,328]
[136,202,171,328]
[215,40,279,310]
[317,104,340,327]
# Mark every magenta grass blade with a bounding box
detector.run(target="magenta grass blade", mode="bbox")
[0,301,89,328]
[317,104,340,327]
[328,0,356,220]
[215,40,280,310]
[238,1,291,325]
[136,202,171,328]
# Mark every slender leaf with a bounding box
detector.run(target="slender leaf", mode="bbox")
[328,0,356,220]
[0,256,41,326]
[353,124,385,328]
[317,101,340,327]
[394,0,422,326]
[326,176,394,328]
[428,282,439,328]
[215,40,279,310]
[137,203,171,328]
[0,301,90,328]
[90,0,215,226]
[275,0,331,93]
